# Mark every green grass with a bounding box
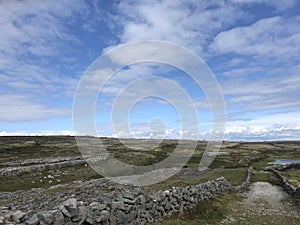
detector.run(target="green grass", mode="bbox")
[281,170,300,187]
[161,182,300,225]
[0,144,81,164]
[251,160,274,170]
[208,156,240,169]
[161,193,243,225]
[1,137,299,195]
[251,170,280,185]
[113,150,168,166]
[0,164,102,192]
[1,137,300,225]
[146,168,247,192]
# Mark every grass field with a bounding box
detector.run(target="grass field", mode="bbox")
[0,136,299,191]
[0,136,299,224]
[161,193,243,225]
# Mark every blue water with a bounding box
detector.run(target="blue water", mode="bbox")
[271,159,300,165]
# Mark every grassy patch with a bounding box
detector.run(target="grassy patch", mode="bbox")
[1,137,299,194]
[0,164,102,192]
[208,156,240,169]
[146,168,246,192]
[251,160,273,170]
[161,193,243,225]
[281,170,300,187]
[251,170,280,185]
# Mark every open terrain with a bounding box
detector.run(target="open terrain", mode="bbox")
[0,136,299,224]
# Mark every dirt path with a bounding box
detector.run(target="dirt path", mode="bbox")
[221,182,300,225]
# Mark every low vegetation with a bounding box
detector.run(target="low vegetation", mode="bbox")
[0,136,299,224]
[281,170,300,187]
[161,193,243,225]
[0,137,299,190]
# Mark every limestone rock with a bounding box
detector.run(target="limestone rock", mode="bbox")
[24,214,39,225]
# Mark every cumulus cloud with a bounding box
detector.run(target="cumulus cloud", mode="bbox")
[225,125,300,141]
[103,122,199,140]
[111,0,249,56]
[224,112,300,140]
[212,16,300,62]
[1,0,299,141]
[92,0,300,141]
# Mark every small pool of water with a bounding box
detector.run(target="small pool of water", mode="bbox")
[270,159,300,165]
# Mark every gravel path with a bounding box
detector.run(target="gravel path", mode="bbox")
[221,182,300,225]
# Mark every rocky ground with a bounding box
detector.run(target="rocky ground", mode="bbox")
[0,175,235,225]
[0,178,135,212]
[220,182,300,225]
[0,137,299,224]
[0,167,228,213]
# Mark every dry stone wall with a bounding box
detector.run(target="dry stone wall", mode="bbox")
[0,168,253,225]
[0,155,108,177]
[266,168,300,197]
[234,166,252,193]
[1,178,233,225]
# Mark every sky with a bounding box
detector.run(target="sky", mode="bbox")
[0,0,300,141]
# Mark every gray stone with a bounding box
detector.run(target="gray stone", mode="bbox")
[112,200,125,210]
[139,195,146,205]
[0,167,254,225]
[123,193,135,200]
[61,198,78,217]
[145,202,153,210]
[89,202,107,211]
[123,197,138,205]
[38,210,56,224]
[24,214,39,225]
[109,213,117,225]
[11,210,27,223]
[0,206,10,211]
[85,215,94,225]
[95,210,110,222]
[72,205,87,223]
[0,216,5,225]
[114,209,125,222]
[52,210,65,225]
[59,205,71,217]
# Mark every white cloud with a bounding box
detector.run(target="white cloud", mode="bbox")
[112,0,248,56]
[112,0,298,57]
[99,112,300,141]
[212,16,300,62]
[0,130,74,136]
[221,66,263,77]
[106,0,300,120]
[0,95,69,122]
[0,1,87,123]
[229,0,297,11]
[79,64,165,95]
[111,124,198,140]
[243,112,300,125]
[0,0,87,97]
[225,112,300,140]
[0,0,85,58]
[216,62,300,115]
[0,0,299,141]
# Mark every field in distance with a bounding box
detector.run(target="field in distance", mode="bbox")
[0,136,299,191]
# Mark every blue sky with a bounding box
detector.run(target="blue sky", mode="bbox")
[0,0,300,141]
